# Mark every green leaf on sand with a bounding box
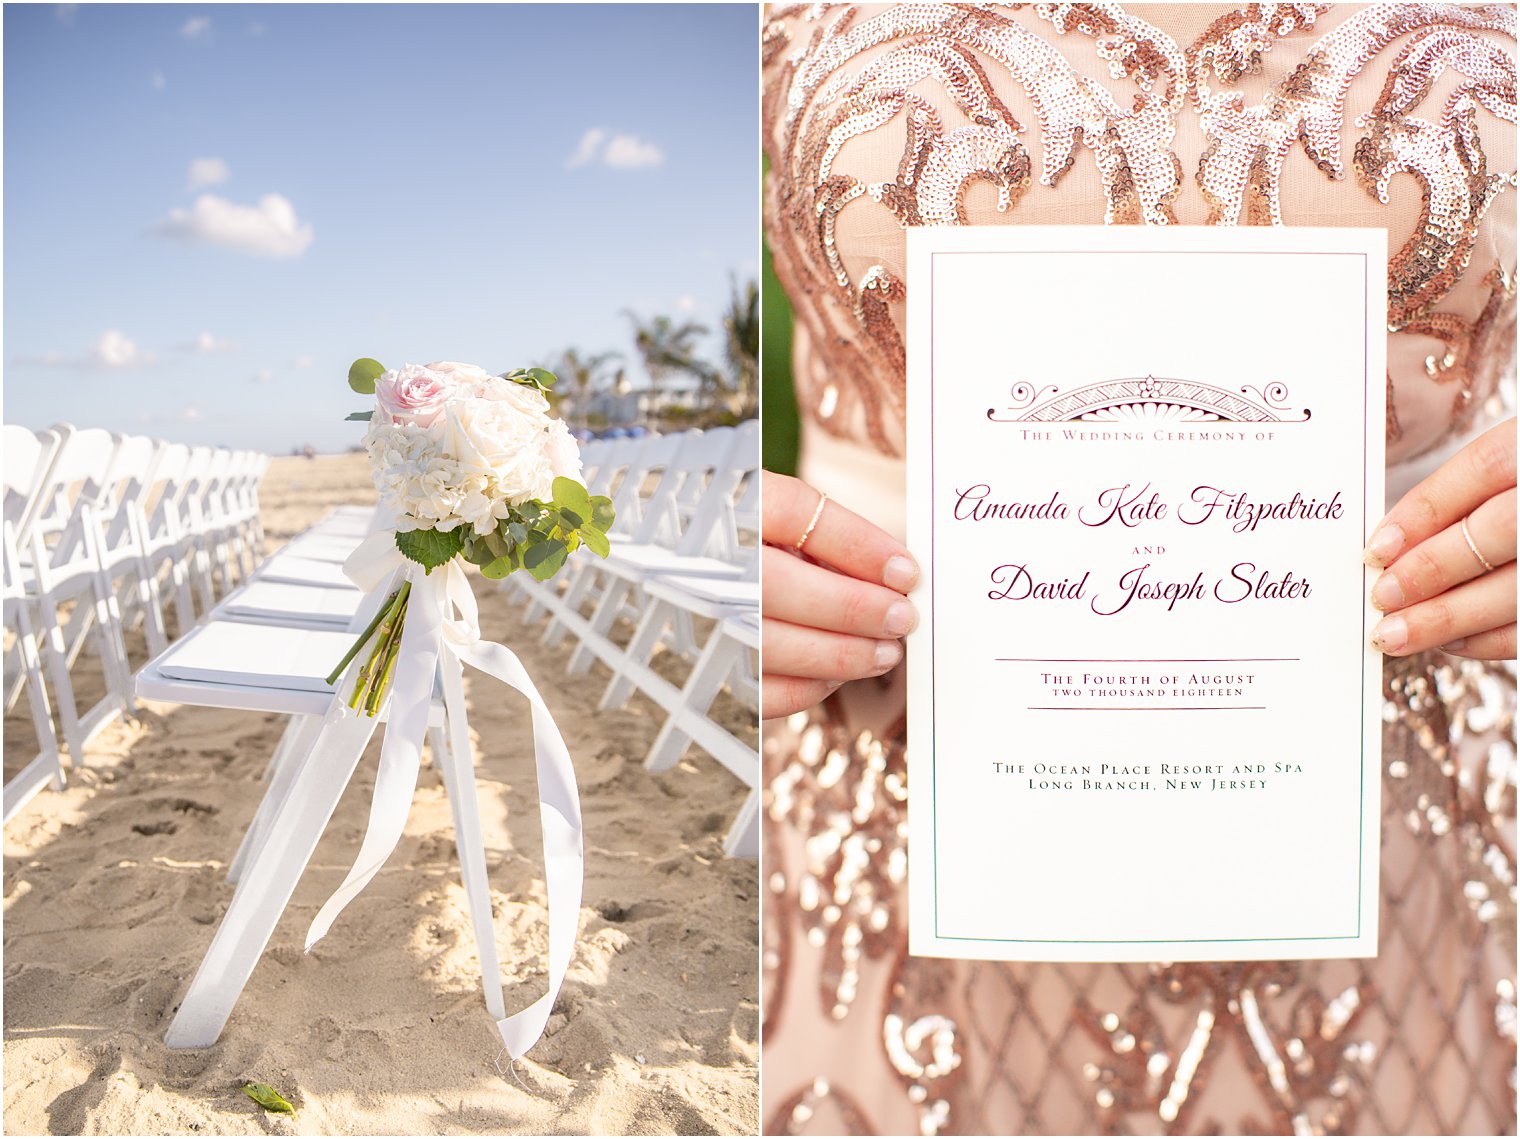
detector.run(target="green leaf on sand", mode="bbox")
[242,1083,295,1115]
[395,527,465,572]
[348,357,385,395]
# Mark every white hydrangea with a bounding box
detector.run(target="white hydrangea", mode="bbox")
[363,362,568,536]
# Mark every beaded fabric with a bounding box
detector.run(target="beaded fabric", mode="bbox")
[761,4,1516,1134]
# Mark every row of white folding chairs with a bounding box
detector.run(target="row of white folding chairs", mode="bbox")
[3,423,269,822]
[509,423,761,855]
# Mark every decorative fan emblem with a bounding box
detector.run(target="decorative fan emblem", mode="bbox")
[987,376,1311,424]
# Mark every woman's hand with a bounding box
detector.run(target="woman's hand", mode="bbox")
[1366,418,1516,660]
[761,471,919,718]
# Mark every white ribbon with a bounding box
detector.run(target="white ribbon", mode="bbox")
[305,533,584,1059]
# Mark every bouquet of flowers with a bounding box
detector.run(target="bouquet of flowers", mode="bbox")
[326,357,614,710]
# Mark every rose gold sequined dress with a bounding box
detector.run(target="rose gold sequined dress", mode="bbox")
[761,4,1517,1134]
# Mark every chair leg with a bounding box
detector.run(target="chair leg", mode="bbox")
[164,709,380,1049]
[722,788,759,859]
[645,628,738,771]
[227,714,322,885]
[600,600,673,711]
[568,578,631,674]
[39,601,86,763]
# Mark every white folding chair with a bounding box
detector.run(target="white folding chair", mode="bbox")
[3,426,67,822]
[15,427,139,761]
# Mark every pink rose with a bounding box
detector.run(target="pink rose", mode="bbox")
[376,363,457,428]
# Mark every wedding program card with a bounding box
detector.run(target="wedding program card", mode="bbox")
[905,227,1385,961]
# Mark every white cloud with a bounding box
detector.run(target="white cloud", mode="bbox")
[291,355,315,369]
[182,406,203,422]
[252,369,274,384]
[182,331,239,354]
[91,330,154,368]
[187,157,230,191]
[674,294,697,313]
[151,70,167,91]
[566,127,664,170]
[180,16,211,40]
[604,134,665,169]
[566,128,607,170]
[149,193,314,259]
[21,330,155,370]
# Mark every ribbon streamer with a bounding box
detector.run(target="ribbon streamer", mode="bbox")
[306,534,585,1059]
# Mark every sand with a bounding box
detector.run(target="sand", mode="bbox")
[3,454,759,1136]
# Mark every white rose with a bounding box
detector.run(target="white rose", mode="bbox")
[426,360,498,388]
[439,399,555,504]
[475,376,552,417]
[544,419,583,482]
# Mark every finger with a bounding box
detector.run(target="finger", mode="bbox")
[1365,418,1516,566]
[1370,563,1517,656]
[1442,623,1517,661]
[762,675,838,720]
[763,617,903,681]
[763,545,918,637]
[762,471,918,592]
[1372,488,1517,611]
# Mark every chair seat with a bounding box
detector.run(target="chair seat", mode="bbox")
[218,580,364,628]
[644,574,758,616]
[277,534,364,563]
[603,543,746,583]
[254,553,357,590]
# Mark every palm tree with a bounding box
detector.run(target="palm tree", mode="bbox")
[722,277,759,419]
[624,310,723,419]
[552,347,621,431]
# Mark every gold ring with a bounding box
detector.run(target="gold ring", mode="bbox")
[1461,513,1496,573]
[794,491,828,553]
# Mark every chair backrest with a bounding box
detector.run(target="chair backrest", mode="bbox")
[673,419,758,561]
[631,426,736,550]
[609,430,688,536]
[2,426,64,543]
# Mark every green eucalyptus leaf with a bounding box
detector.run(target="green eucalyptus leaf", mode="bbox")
[590,497,616,532]
[507,521,528,546]
[581,527,610,558]
[527,367,557,389]
[242,1083,295,1115]
[558,507,583,530]
[523,538,569,581]
[348,358,385,395]
[344,410,374,422]
[552,477,592,516]
[395,527,465,572]
[481,556,515,580]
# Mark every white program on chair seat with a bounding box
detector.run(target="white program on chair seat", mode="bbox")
[254,553,358,589]
[218,580,365,627]
[155,621,357,693]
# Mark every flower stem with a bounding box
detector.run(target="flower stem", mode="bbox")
[346,582,410,710]
[325,588,398,687]
[365,608,406,717]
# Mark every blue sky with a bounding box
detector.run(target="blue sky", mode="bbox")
[4,3,757,452]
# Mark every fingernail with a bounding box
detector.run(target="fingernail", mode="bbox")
[883,555,919,593]
[1370,572,1405,612]
[874,639,903,671]
[885,600,918,637]
[1370,614,1408,653]
[1441,638,1467,652]
[1363,524,1405,568]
